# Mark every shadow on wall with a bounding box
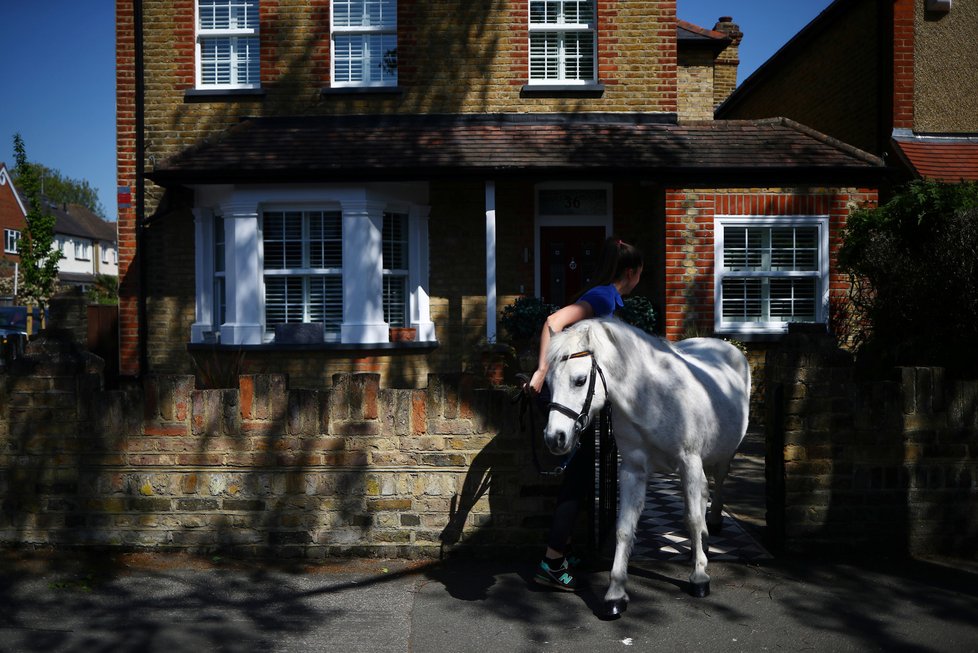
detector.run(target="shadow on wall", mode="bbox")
[765,326,978,559]
[0,330,556,561]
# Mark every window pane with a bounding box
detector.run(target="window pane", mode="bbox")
[201,38,233,85]
[530,0,593,24]
[563,31,595,81]
[265,276,305,325]
[722,278,764,322]
[769,278,817,322]
[529,33,560,80]
[383,212,408,270]
[308,211,343,268]
[307,275,344,337]
[333,0,396,28]
[383,275,407,327]
[199,0,259,30]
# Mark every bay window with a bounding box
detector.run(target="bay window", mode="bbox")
[715,216,829,335]
[528,0,596,84]
[191,185,432,346]
[197,0,260,89]
[332,0,398,87]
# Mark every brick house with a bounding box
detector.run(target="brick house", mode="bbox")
[116,1,883,387]
[716,0,978,185]
[0,163,28,283]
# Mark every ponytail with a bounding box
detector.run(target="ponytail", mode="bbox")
[591,237,644,288]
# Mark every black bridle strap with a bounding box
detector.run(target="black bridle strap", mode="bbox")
[548,351,607,434]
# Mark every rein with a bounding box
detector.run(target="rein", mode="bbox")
[515,350,611,477]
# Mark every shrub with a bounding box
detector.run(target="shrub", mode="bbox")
[500,295,557,344]
[619,295,657,335]
[839,179,978,373]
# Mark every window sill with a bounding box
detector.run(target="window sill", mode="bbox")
[187,340,438,353]
[184,88,266,102]
[320,86,404,97]
[520,83,605,98]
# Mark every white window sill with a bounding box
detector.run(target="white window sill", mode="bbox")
[320,86,403,96]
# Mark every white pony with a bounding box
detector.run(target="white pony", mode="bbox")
[543,318,750,618]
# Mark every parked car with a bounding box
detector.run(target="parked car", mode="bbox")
[0,306,33,363]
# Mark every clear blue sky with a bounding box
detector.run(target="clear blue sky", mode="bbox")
[0,1,833,224]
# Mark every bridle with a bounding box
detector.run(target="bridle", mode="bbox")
[515,349,611,477]
[548,350,609,436]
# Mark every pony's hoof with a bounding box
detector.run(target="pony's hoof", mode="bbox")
[600,599,627,620]
[689,581,710,598]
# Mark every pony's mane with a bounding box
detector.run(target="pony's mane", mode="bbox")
[546,318,672,369]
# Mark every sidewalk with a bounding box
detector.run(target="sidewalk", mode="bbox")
[2,549,977,652]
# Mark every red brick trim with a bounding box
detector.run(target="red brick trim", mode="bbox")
[892,0,915,129]
[662,188,879,341]
[116,0,140,377]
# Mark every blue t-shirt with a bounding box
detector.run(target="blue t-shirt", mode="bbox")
[578,284,623,318]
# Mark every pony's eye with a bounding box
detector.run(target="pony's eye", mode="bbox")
[574,376,587,387]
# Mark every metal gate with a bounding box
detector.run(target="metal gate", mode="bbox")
[591,404,618,553]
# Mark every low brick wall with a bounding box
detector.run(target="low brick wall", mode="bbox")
[766,329,978,558]
[0,337,559,559]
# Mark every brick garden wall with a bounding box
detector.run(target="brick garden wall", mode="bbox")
[0,336,560,559]
[766,328,978,559]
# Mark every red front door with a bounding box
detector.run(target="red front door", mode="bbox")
[540,226,606,307]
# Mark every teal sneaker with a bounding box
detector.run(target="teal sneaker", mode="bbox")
[534,559,579,591]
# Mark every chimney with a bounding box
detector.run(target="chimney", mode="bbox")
[712,16,742,109]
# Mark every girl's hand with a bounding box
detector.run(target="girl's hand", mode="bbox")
[526,368,547,395]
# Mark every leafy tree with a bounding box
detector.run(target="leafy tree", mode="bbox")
[839,179,978,373]
[12,134,63,312]
[11,161,105,219]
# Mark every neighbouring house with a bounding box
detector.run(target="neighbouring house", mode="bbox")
[0,163,28,292]
[0,163,119,300]
[115,1,884,387]
[48,202,119,292]
[716,0,978,186]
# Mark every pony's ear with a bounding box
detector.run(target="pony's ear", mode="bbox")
[548,325,556,338]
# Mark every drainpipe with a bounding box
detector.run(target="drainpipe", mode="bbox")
[135,0,148,375]
[485,180,497,343]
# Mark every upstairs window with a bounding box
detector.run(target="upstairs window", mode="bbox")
[332,0,397,87]
[4,229,20,254]
[74,240,93,261]
[529,0,596,84]
[715,216,828,335]
[197,0,260,89]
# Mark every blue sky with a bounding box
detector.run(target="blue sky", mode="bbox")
[0,1,833,224]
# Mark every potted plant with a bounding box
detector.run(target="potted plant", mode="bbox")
[469,337,515,385]
[500,296,557,371]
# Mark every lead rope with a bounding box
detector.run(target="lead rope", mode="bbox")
[514,381,578,476]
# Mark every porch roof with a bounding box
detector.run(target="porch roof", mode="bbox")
[892,135,978,182]
[146,113,884,186]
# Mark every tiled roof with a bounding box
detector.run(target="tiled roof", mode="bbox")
[47,202,117,242]
[893,136,978,182]
[148,114,883,187]
[676,19,730,44]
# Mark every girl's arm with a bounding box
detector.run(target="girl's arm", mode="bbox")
[526,301,594,394]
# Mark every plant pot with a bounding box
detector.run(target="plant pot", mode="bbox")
[389,327,417,342]
[481,353,506,385]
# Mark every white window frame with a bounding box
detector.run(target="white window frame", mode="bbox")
[4,229,20,254]
[528,0,597,85]
[714,215,830,336]
[74,239,93,261]
[331,0,398,88]
[196,0,261,90]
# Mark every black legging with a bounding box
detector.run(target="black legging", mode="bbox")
[546,424,595,553]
